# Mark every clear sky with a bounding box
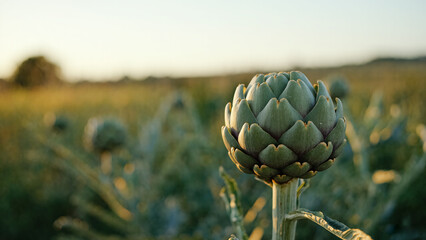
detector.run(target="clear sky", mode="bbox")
[1,0,426,81]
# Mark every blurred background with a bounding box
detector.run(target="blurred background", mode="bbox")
[0,1,425,239]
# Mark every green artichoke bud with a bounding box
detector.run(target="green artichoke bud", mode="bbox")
[221,71,346,185]
[84,118,127,153]
[328,76,350,100]
[44,113,69,132]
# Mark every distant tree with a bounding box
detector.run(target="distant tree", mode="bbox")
[11,56,63,88]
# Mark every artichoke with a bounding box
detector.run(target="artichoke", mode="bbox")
[221,71,346,185]
[44,113,69,132]
[84,118,127,153]
[329,76,350,100]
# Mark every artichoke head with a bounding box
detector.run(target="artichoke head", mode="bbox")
[221,71,346,185]
[329,76,350,99]
[84,118,127,153]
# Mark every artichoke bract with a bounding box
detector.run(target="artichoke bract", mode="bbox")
[221,71,346,185]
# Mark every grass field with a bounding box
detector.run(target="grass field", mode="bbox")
[0,59,425,240]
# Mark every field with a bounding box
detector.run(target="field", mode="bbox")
[0,59,425,240]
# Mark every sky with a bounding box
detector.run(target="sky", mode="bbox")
[1,0,426,81]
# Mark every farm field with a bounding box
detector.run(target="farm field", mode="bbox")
[0,58,425,240]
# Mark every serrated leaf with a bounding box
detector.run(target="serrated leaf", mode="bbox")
[219,167,249,240]
[286,209,373,240]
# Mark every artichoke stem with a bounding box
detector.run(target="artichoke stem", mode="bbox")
[100,151,112,174]
[272,179,298,240]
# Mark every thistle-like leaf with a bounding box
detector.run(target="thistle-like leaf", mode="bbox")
[219,167,249,240]
[285,209,373,240]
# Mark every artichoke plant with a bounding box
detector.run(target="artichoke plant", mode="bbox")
[44,113,69,132]
[84,118,127,153]
[329,76,350,100]
[221,71,346,185]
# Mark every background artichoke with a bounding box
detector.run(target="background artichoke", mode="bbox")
[84,118,127,153]
[328,75,350,100]
[222,71,346,185]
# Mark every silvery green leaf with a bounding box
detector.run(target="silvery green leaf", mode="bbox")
[286,209,373,240]
[219,167,249,240]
